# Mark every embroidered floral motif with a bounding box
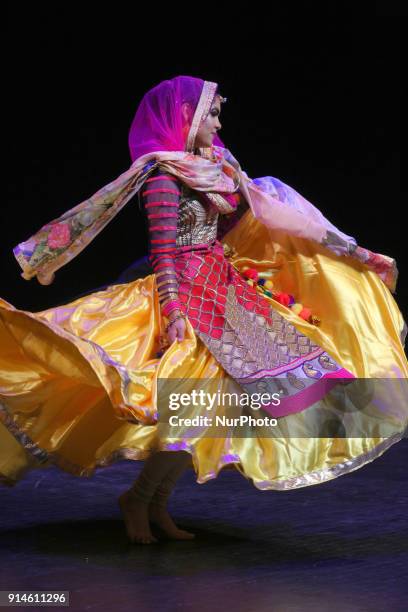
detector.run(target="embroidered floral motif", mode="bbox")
[318,354,338,371]
[302,361,323,379]
[47,222,71,249]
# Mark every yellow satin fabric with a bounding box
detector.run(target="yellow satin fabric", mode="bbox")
[1,211,407,489]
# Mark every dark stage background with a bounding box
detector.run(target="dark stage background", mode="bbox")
[3,8,408,610]
[4,9,407,325]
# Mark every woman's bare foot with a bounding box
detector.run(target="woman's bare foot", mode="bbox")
[149,503,195,540]
[118,490,158,544]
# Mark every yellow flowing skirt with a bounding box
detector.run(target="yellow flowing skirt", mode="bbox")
[1,212,407,489]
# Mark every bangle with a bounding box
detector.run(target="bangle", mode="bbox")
[165,313,185,332]
[162,299,182,317]
[160,291,179,304]
[155,270,176,280]
[157,279,179,290]
[163,303,181,317]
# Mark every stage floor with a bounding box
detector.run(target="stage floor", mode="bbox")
[1,440,407,611]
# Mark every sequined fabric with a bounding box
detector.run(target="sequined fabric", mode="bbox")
[176,185,219,247]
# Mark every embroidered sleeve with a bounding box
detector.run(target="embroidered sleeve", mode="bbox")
[140,169,182,313]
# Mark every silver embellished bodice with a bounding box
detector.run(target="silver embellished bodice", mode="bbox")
[176,184,219,247]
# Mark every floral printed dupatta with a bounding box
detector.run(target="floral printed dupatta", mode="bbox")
[12,76,398,294]
[13,145,399,294]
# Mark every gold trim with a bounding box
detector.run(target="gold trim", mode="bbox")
[206,192,236,213]
[14,251,36,280]
[155,270,176,280]
[0,397,405,490]
[185,81,218,153]
[160,293,180,306]
[156,276,179,289]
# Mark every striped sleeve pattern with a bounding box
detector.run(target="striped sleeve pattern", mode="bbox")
[140,170,182,313]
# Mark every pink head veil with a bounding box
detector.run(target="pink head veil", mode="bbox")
[128,76,226,162]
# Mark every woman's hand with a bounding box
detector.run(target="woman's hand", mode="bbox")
[166,309,186,343]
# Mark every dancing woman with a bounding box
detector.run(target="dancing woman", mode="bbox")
[1,76,407,544]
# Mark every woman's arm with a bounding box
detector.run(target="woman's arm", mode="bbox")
[140,169,182,316]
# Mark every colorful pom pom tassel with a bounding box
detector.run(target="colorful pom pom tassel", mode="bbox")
[290,302,303,315]
[243,265,321,326]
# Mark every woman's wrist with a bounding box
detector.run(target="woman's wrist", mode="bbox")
[167,308,182,320]
[164,310,185,333]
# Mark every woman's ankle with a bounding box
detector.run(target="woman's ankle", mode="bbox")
[149,498,169,512]
[122,488,151,506]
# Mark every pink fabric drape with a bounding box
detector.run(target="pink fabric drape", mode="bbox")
[128,76,225,160]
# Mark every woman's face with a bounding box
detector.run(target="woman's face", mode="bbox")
[193,95,222,149]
